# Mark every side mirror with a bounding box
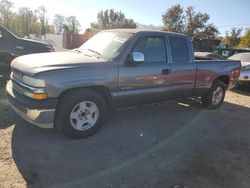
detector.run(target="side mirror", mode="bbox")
[131,52,144,63]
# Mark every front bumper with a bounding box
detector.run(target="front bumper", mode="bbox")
[6,80,57,128]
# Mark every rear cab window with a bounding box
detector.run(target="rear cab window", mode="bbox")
[169,35,191,64]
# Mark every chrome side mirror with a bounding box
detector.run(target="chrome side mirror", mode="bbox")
[131,52,144,63]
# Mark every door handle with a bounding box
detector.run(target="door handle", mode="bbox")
[162,69,170,75]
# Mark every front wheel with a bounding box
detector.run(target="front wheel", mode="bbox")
[55,89,107,139]
[201,80,226,109]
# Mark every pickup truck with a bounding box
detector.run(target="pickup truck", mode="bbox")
[0,25,54,82]
[6,29,241,138]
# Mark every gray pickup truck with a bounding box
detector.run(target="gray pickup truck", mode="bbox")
[6,29,241,138]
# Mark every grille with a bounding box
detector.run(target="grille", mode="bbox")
[12,70,23,83]
[13,82,23,95]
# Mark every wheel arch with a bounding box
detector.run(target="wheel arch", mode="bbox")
[56,85,113,111]
[213,75,229,88]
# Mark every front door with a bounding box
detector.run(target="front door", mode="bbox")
[118,35,172,107]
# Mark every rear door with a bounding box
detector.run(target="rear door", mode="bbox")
[168,35,196,98]
[118,34,172,107]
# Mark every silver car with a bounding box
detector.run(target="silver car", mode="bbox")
[229,53,250,83]
[238,65,250,83]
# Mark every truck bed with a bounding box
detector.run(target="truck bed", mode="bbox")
[194,59,241,95]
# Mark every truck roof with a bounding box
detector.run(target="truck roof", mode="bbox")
[104,29,190,38]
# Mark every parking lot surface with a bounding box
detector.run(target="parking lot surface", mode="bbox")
[0,85,250,188]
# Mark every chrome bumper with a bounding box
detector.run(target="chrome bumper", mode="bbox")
[6,81,55,129]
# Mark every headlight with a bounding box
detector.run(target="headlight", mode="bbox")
[23,75,46,87]
[23,91,48,100]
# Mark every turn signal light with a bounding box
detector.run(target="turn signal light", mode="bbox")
[32,93,48,100]
[24,91,47,100]
[231,69,240,78]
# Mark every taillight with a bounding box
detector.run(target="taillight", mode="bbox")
[231,69,240,79]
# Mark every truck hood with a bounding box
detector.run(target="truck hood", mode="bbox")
[11,51,107,76]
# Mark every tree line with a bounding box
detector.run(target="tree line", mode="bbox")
[162,4,219,39]
[0,0,249,48]
[0,0,53,36]
[224,28,250,48]
[0,0,81,36]
[162,4,250,48]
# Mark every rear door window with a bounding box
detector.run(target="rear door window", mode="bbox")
[169,36,191,63]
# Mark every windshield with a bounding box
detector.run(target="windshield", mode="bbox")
[79,31,133,59]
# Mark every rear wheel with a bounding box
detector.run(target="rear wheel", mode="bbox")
[201,80,226,109]
[55,89,107,139]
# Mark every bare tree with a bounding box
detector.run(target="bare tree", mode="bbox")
[0,0,14,28]
[239,28,250,48]
[16,7,38,36]
[53,14,65,34]
[0,2,54,36]
[120,19,136,28]
[91,9,136,30]
[195,24,219,40]
[224,28,242,47]
[162,4,219,39]
[186,6,208,36]
[162,4,184,32]
[65,16,81,34]
[36,6,49,35]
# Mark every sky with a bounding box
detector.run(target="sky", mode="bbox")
[10,0,250,35]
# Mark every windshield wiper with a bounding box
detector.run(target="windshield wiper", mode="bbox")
[87,49,101,56]
[72,49,82,53]
[71,48,94,58]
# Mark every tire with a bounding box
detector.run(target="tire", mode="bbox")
[201,80,226,109]
[55,89,107,139]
